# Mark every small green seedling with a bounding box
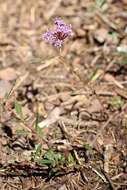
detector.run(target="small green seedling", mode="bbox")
[14,100,23,119]
[38,150,65,167]
[115,46,127,65]
[34,144,42,160]
[84,144,93,153]
[88,0,106,12]
[15,129,30,137]
[34,112,43,137]
[96,0,106,9]
[109,96,124,109]
[67,153,75,166]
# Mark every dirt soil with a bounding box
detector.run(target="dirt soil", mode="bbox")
[0,0,127,190]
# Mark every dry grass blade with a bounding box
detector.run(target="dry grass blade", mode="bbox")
[101,168,116,190]
[44,0,63,20]
[89,166,107,183]
[96,12,117,30]
[89,115,113,146]
[8,72,29,97]
[37,57,59,71]
[104,74,124,89]
[104,144,113,173]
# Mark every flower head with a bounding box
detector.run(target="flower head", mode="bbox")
[42,18,72,47]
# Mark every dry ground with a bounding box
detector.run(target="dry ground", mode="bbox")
[0,0,127,189]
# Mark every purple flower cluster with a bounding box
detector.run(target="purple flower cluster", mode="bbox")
[42,18,72,47]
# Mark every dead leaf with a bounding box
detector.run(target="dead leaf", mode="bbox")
[38,107,63,128]
[58,184,68,190]
[94,28,108,44]
[104,144,113,173]
[44,0,62,20]
[97,136,104,146]
[10,72,29,96]
[104,73,124,89]
[88,99,103,113]
[37,57,59,71]
[117,45,127,53]
[115,88,127,100]
[0,67,18,81]
[0,80,12,98]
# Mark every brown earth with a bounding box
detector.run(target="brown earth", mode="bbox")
[0,0,127,189]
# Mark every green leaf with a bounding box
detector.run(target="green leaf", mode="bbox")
[109,31,119,38]
[35,112,39,130]
[90,69,103,81]
[34,144,42,158]
[115,51,127,56]
[4,93,10,101]
[54,152,65,163]
[34,112,44,137]
[96,0,106,8]
[109,96,124,109]
[44,150,56,161]
[67,153,75,165]
[14,100,23,119]
[38,159,53,165]
[84,144,93,152]
[120,59,127,65]
[41,150,65,167]
[36,126,43,137]
[16,129,29,136]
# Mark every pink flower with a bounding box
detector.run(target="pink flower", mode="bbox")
[42,18,72,47]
